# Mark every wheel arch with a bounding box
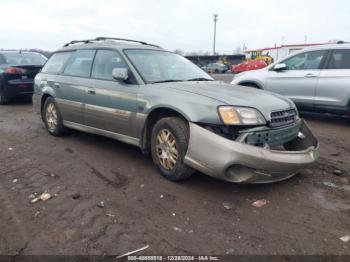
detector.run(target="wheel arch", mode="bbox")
[238,81,263,89]
[41,93,53,114]
[140,106,189,152]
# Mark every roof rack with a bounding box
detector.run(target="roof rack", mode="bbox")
[63,39,97,47]
[63,37,161,48]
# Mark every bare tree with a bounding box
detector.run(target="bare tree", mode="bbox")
[174,49,184,56]
[185,50,212,56]
[185,51,199,56]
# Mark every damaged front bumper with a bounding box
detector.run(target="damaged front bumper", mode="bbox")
[184,119,319,183]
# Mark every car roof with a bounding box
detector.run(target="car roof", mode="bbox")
[57,38,164,53]
[300,43,350,51]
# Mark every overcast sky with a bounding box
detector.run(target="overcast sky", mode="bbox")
[0,0,349,53]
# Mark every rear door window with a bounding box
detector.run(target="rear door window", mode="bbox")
[42,52,73,74]
[63,50,96,77]
[326,49,350,69]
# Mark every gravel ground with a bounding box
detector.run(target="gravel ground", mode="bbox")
[0,77,349,257]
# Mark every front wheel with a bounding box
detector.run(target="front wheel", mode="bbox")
[151,117,194,181]
[42,97,66,136]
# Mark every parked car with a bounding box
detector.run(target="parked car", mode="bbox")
[0,51,47,104]
[202,63,228,73]
[232,59,267,74]
[231,43,350,116]
[33,37,319,184]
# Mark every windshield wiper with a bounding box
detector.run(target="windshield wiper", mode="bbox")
[151,79,184,84]
[186,77,214,81]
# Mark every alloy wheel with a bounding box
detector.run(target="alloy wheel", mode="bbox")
[156,129,179,170]
[46,103,58,131]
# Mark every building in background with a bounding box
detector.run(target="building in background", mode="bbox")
[246,43,328,62]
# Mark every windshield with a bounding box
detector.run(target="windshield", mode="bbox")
[1,52,47,66]
[124,49,213,83]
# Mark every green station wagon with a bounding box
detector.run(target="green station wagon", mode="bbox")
[33,37,319,183]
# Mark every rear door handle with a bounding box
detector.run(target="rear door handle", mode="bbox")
[53,82,61,88]
[304,73,317,78]
[87,88,96,94]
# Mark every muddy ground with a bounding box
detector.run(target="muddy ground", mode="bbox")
[0,76,349,257]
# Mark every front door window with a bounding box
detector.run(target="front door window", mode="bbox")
[283,50,326,70]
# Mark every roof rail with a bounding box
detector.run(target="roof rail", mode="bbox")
[63,37,161,48]
[63,39,99,47]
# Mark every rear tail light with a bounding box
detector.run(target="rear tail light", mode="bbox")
[17,84,29,88]
[5,67,27,74]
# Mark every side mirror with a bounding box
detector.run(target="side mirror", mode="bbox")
[112,68,128,81]
[274,63,287,71]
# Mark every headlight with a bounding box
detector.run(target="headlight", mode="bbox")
[218,106,266,125]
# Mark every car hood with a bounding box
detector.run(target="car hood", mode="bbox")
[163,81,295,121]
[233,67,267,77]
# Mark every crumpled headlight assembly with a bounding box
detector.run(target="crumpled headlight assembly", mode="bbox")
[218,106,266,125]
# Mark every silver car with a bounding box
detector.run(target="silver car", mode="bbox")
[202,63,229,73]
[231,43,350,116]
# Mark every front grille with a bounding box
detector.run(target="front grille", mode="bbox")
[270,108,297,127]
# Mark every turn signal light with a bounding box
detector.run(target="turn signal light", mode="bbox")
[5,67,27,74]
[218,106,241,125]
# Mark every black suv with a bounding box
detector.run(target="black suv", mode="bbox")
[0,51,47,104]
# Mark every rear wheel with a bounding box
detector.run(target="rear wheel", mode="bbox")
[42,97,66,136]
[151,117,194,181]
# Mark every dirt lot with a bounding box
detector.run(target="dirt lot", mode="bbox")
[0,77,349,257]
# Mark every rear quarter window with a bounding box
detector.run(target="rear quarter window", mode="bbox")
[41,52,73,74]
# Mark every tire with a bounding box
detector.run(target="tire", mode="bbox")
[151,117,194,181]
[42,97,66,136]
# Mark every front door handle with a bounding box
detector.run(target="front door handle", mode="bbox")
[53,82,60,88]
[87,89,96,94]
[304,73,317,78]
